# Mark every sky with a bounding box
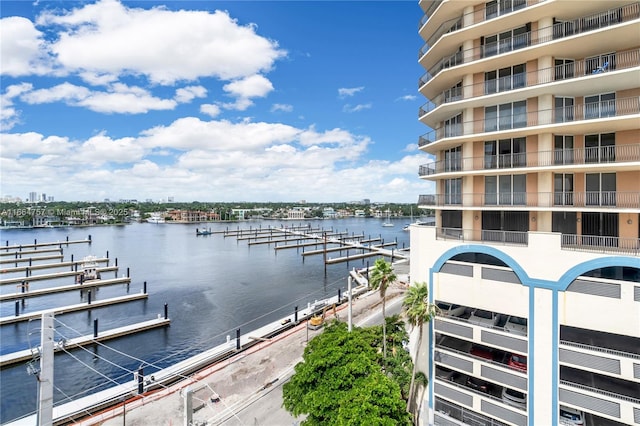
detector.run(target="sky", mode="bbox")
[1,0,434,203]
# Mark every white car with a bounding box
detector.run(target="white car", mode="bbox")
[501,387,527,410]
[436,302,466,317]
[469,309,498,327]
[559,406,586,425]
[504,315,528,335]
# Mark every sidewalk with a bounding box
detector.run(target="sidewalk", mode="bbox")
[80,287,407,426]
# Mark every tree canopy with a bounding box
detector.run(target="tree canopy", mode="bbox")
[282,320,411,426]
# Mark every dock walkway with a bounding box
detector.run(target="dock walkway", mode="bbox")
[0,277,132,301]
[0,316,170,367]
[0,266,119,285]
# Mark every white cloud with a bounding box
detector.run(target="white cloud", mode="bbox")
[343,103,372,113]
[0,16,52,76]
[200,103,221,118]
[397,94,416,101]
[271,103,293,113]
[174,86,207,103]
[338,86,364,98]
[36,0,287,85]
[1,83,34,130]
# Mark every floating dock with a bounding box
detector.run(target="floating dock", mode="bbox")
[0,316,170,368]
[1,236,92,251]
[0,257,110,274]
[0,292,148,325]
[0,254,64,265]
[0,247,63,257]
[0,277,132,301]
[0,266,120,286]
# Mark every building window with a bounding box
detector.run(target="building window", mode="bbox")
[554,135,574,165]
[554,173,574,205]
[586,52,615,74]
[555,97,574,123]
[485,63,526,94]
[444,81,463,103]
[443,146,462,172]
[585,92,616,119]
[554,59,575,80]
[586,173,616,206]
[484,138,526,169]
[585,133,615,163]
[481,24,530,58]
[553,19,576,39]
[444,113,462,137]
[485,174,526,205]
[485,101,526,131]
[485,0,527,19]
[552,211,577,234]
[444,178,462,205]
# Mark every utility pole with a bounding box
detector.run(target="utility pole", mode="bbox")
[38,312,54,426]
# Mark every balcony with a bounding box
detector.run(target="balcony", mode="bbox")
[419,143,640,177]
[419,49,640,117]
[561,235,640,256]
[418,0,542,56]
[436,227,529,246]
[418,2,640,88]
[418,96,640,147]
[430,191,640,209]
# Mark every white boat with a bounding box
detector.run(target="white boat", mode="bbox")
[76,255,101,283]
[146,213,166,224]
[382,210,394,227]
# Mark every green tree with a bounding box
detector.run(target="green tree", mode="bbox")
[369,258,396,360]
[402,282,438,415]
[282,322,410,425]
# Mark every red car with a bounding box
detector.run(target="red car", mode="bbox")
[508,353,527,371]
[470,344,495,361]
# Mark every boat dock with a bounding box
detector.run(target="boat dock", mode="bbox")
[0,276,132,301]
[0,292,149,325]
[0,254,64,265]
[0,315,170,368]
[0,265,120,286]
[1,236,92,251]
[0,257,111,274]
[0,247,63,257]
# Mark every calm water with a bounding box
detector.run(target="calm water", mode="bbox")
[0,218,410,423]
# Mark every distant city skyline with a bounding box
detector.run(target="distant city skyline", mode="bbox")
[1,1,434,203]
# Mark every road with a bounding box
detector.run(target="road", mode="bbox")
[214,295,405,425]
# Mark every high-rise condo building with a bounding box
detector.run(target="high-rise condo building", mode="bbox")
[413,1,640,425]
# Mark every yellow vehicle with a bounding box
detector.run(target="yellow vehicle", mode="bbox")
[308,304,337,330]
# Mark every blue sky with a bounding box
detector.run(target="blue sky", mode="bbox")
[1,0,434,203]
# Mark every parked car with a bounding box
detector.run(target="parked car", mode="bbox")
[436,302,466,317]
[465,376,492,394]
[469,309,499,327]
[508,353,527,372]
[559,406,586,425]
[504,315,528,335]
[470,344,495,361]
[435,366,460,382]
[502,387,527,410]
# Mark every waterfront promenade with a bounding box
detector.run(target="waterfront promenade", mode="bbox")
[77,287,407,426]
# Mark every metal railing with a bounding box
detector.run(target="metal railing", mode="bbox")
[430,192,640,209]
[419,48,640,117]
[419,0,544,56]
[561,234,640,256]
[418,2,640,88]
[419,143,640,176]
[418,96,640,146]
[560,380,640,404]
[560,340,640,360]
[436,227,529,246]
[435,399,510,426]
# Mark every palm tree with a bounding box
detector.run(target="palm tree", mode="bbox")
[403,281,438,414]
[369,258,396,360]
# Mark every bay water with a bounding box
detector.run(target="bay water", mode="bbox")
[0,218,410,423]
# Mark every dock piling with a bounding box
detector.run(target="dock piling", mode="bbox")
[294,306,298,323]
[87,290,92,304]
[164,303,168,320]
[143,281,147,293]
[94,319,98,338]
[236,329,241,350]
[137,367,144,394]
[15,301,19,317]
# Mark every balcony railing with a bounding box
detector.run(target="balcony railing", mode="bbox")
[419,0,544,57]
[418,96,640,146]
[431,192,640,209]
[419,48,640,117]
[561,234,640,256]
[418,2,640,88]
[419,143,640,176]
[432,228,640,256]
[436,227,529,245]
